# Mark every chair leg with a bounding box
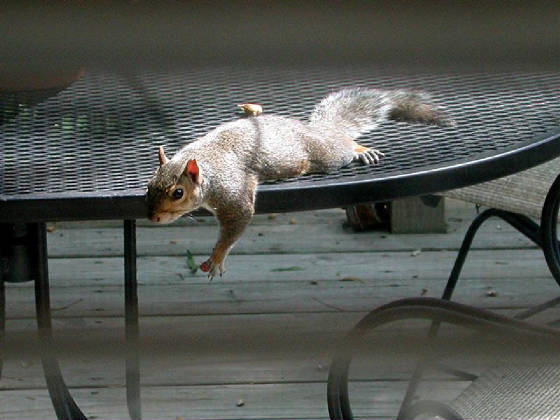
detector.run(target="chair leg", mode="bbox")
[32,222,87,420]
[124,220,141,420]
[541,174,560,287]
[392,209,502,417]
[441,208,540,300]
[441,209,497,300]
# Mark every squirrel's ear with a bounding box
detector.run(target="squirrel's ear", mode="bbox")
[185,159,200,184]
[158,146,169,166]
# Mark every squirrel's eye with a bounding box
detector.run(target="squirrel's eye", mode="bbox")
[172,188,184,200]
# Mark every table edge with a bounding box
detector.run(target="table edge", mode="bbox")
[2,128,560,222]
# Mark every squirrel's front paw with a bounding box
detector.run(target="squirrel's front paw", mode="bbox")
[200,259,225,279]
[353,148,385,165]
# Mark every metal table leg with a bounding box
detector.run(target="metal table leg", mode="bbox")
[32,222,87,420]
[124,220,141,420]
[2,220,141,418]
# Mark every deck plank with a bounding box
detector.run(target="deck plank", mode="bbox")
[45,221,536,258]
[5,275,557,320]
[40,249,553,287]
[3,308,557,390]
[45,203,535,258]
[0,381,469,420]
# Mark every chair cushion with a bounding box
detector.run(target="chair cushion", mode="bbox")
[442,157,560,219]
[450,364,560,419]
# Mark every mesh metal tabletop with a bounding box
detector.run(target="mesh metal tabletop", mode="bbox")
[1,66,560,221]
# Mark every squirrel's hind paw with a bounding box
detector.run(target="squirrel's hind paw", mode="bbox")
[200,259,225,279]
[353,148,385,165]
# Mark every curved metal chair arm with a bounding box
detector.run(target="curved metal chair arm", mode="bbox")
[541,173,560,286]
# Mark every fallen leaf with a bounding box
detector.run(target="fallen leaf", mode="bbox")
[46,224,56,233]
[186,250,198,274]
[267,213,277,220]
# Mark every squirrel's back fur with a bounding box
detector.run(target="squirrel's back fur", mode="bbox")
[176,115,356,182]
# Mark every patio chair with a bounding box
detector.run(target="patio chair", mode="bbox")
[327,160,560,419]
[440,157,560,300]
[328,297,560,420]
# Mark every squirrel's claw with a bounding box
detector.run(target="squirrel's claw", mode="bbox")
[354,148,385,165]
[370,149,385,161]
[359,154,371,165]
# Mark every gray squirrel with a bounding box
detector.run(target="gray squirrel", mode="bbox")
[147,88,449,277]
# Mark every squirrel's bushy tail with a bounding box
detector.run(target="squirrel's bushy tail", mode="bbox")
[309,88,450,139]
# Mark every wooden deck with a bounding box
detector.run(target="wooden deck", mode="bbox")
[2,200,559,419]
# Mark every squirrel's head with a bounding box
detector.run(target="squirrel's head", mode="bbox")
[146,146,204,224]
